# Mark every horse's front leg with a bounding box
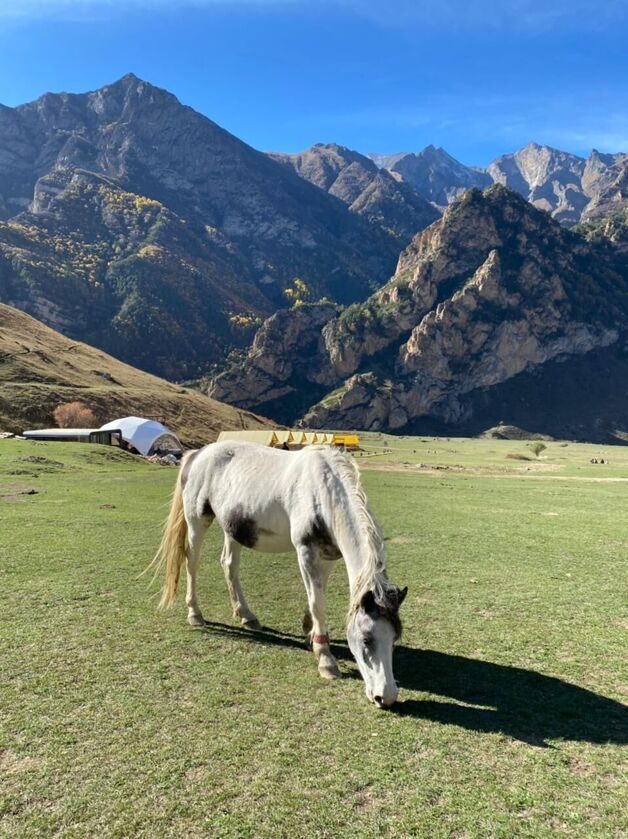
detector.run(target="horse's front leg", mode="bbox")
[296,545,341,680]
[220,534,261,630]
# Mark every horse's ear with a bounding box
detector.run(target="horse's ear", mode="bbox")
[360,590,376,613]
[398,586,408,607]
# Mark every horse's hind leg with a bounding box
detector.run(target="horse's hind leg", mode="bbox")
[186,516,210,627]
[220,534,261,630]
[296,546,341,680]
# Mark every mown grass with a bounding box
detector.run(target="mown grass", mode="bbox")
[0,438,626,838]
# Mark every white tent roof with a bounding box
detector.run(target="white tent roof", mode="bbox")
[100,416,181,456]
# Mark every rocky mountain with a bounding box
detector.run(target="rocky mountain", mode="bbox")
[581,149,628,219]
[487,142,588,224]
[271,143,439,245]
[370,145,492,209]
[370,142,628,225]
[0,75,402,378]
[210,185,628,442]
[0,303,271,445]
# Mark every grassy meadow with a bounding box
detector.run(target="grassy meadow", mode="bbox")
[0,435,626,838]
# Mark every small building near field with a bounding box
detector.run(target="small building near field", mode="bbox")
[100,417,182,457]
[22,428,122,446]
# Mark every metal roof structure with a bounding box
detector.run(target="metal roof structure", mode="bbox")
[100,416,182,456]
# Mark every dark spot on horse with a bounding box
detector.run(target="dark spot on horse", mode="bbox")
[383,609,403,641]
[180,449,201,488]
[361,588,403,640]
[302,514,335,549]
[202,499,213,519]
[227,510,258,548]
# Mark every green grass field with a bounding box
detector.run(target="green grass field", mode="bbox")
[0,436,626,838]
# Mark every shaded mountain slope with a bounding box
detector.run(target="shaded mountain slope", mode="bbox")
[0,75,402,377]
[0,303,270,445]
[271,143,439,244]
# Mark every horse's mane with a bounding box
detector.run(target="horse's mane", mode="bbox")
[322,447,392,611]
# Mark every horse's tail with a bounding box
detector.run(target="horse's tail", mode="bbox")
[144,458,190,609]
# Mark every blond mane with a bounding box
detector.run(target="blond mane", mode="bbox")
[323,448,391,611]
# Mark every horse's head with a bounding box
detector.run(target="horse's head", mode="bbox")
[347,584,407,708]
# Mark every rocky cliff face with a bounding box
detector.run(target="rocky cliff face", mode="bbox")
[271,143,439,245]
[0,75,402,377]
[210,186,628,438]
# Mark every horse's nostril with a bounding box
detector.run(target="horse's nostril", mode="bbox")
[373,695,383,706]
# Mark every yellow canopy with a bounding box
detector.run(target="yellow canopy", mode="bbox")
[217,430,279,447]
[332,433,360,450]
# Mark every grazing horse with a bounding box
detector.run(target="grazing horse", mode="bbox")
[149,441,407,707]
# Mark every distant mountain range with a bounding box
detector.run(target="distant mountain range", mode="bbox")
[2,74,628,440]
[367,142,628,225]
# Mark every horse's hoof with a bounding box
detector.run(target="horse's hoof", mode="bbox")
[318,659,342,679]
[242,618,262,631]
[187,614,206,627]
[319,663,341,680]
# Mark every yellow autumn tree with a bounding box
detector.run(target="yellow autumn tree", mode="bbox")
[283,277,311,307]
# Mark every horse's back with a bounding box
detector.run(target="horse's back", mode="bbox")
[181,440,349,553]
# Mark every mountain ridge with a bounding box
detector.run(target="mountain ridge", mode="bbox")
[368,141,628,224]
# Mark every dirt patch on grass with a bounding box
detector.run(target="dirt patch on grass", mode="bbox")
[0,749,40,774]
[19,455,64,468]
[0,484,39,501]
[386,535,413,545]
[353,792,376,812]
[80,448,140,465]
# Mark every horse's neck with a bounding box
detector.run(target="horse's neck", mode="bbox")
[330,477,384,595]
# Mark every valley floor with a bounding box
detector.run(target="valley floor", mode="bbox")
[0,437,626,838]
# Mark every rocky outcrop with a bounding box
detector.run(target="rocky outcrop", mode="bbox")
[576,207,628,254]
[212,185,628,435]
[271,143,439,245]
[209,302,339,409]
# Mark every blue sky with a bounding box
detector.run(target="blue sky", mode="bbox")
[0,0,627,166]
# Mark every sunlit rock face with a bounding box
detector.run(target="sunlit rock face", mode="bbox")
[213,185,628,439]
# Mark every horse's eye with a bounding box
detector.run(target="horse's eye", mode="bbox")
[363,634,374,651]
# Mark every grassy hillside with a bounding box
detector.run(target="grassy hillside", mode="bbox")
[0,304,270,445]
[0,436,625,837]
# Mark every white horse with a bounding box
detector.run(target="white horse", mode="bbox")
[149,441,407,707]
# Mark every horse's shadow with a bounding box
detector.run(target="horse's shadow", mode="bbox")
[199,621,628,747]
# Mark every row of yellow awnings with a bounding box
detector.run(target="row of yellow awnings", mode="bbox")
[216,430,357,449]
